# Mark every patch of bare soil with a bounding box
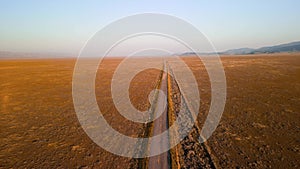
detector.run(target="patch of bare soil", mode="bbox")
[0,58,160,168]
[0,53,299,168]
[182,53,300,168]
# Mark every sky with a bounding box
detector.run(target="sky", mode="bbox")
[0,0,299,55]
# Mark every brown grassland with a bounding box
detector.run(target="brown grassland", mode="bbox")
[0,53,299,168]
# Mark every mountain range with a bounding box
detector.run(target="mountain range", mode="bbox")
[1,41,300,59]
[182,41,300,55]
[221,41,300,55]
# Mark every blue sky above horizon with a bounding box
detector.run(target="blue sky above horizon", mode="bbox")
[0,0,299,55]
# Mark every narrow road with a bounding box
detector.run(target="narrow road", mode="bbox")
[148,63,170,169]
[145,60,216,169]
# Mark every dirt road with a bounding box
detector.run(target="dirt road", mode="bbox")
[148,63,170,169]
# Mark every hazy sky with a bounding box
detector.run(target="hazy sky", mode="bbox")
[0,0,299,55]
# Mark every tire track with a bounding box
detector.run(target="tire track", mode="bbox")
[167,63,218,169]
[131,60,218,169]
[148,61,171,169]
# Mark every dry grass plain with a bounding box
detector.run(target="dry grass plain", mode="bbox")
[183,53,300,168]
[0,53,299,168]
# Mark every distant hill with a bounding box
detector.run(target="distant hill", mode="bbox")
[181,41,300,56]
[221,48,255,55]
[1,41,300,59]
[220,41,300,55]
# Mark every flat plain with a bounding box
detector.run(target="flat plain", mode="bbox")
[0,53,299,168]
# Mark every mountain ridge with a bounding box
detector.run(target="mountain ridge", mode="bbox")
[1,41,300,59]
[181,41,300,55]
